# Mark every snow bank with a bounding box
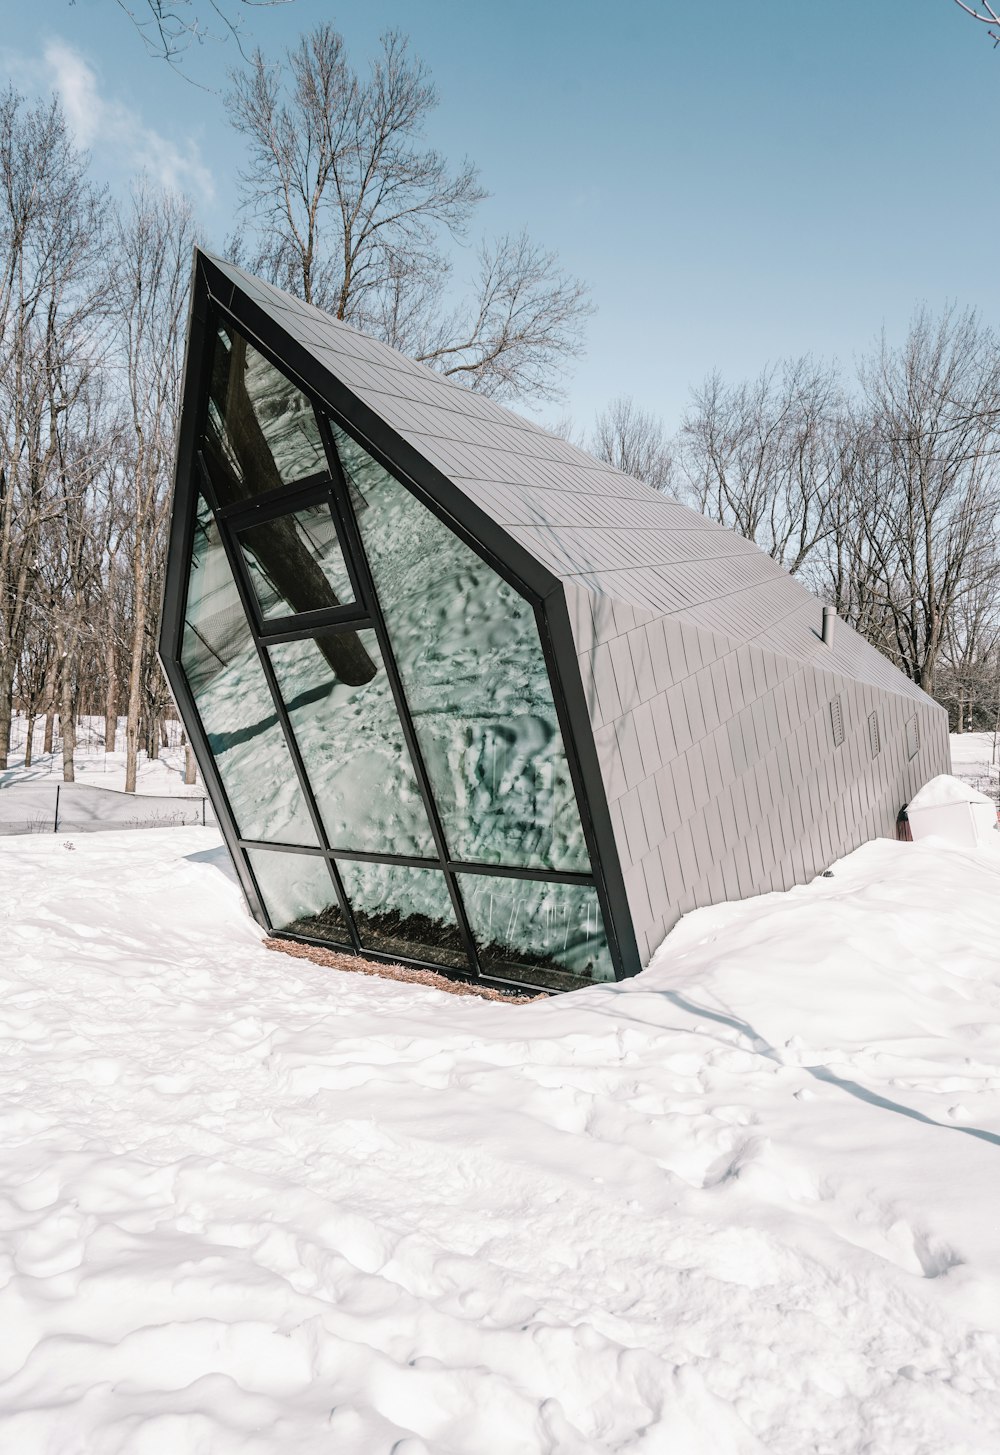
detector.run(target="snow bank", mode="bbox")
[1,826,999,1451]
[908,772,995,809]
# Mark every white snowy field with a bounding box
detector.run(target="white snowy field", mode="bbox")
[1,816,999,1451]
[949,731,1000,805]
[2,714,203,797]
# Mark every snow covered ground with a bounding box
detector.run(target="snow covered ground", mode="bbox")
[2,714,203,797]
[1,789,999,1449]
[949,731,1000,807]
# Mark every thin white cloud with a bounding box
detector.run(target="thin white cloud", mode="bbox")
[44,39,215,203]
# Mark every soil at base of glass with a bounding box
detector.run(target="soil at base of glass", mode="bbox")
[286,905,469,972]
[282,905,605,989]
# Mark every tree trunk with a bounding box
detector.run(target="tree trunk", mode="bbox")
[124,582,147,794]
[58,624,76,783]
[104,636,117,754]
[43,709,55,756]
[0,662,13,772]
[23,714,34,768]
[184,742,197,785]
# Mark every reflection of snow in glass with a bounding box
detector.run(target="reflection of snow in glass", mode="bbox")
[338,860,468,970]
[181,497,317,846]
[246,848,346,942]
[333,426,591,875]
[267,634,434,855]
[459,874,614,983]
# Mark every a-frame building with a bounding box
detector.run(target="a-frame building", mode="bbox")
[159,252,949,994]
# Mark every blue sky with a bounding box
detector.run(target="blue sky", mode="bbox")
[3,1,999,429]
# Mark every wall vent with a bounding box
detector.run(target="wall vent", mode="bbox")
[868,710,881,758]
[906,715,920,760]
[830,696,845,748]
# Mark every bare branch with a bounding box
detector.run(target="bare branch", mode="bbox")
[953,0,1000,46]
[102,0,295,67]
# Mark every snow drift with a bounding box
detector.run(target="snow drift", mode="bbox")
[0,825,998,1452]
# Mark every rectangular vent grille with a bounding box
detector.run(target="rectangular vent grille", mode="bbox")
[868,711,881,758]
[906,715,920,760]
[830,695,845,748]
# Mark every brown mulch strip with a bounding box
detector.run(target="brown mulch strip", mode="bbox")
[263,937,544,1003]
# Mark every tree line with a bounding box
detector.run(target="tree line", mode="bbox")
[584,311,1000,733]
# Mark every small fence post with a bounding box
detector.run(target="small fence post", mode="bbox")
[201,797,206,828]
[53,785,60,834]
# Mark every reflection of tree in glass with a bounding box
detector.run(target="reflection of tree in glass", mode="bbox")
[204,327,375,685]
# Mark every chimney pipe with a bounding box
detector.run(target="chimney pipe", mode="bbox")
[822,605,836,647]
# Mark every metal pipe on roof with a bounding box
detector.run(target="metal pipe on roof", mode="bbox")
[822,605,836,647]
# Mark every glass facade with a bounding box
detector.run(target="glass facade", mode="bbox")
[334,427,590,874]
[458,874,614,989]
[267,632,434,856]
[247,848,349,945]
[180,496,318,846]
[204,323,327,503]
[173,316,615,991]
[338,860,468,971]
[238,503,355,620]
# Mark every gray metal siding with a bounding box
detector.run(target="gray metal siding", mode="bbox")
[573,595,949,951]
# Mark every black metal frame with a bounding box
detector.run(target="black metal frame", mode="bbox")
[158,250,641,994]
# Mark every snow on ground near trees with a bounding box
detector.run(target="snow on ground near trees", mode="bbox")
[2,714,203,797]
[1,826,1000,1453]
[949,731,1000,805]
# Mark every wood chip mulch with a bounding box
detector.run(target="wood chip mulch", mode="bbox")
[263,937,544,1003]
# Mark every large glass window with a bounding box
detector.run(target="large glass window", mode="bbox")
[203,323,327,503]
[174,312,621,989]
[247,848,349,945]
[332,426,590,875]
[337,860,469,971]
[458,874,614,989]
[267,632,435,856]
[180,495,318,846]
[238,502,356,620]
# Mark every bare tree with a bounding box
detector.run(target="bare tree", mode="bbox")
[226,24,591,402]
[589,395,673,491]
[677,358,844,575]
[854,307,1000,696]
[107,185,199,792]
[0,89,106,769]
[938,568,1000,731]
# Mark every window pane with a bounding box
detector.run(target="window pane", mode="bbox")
[239,502,355,620]
[337,859,469,971]
[458,874,614,989]
[247,848,349,945]
[180,495,318,846]
[268,633,435,855]
[333,426,590,874]
[204,323,327,503]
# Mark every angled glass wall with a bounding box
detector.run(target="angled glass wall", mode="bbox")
[266,632,434,856]
[333,427,591,875]
[180,495,317,846]
[169,312,615,991]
